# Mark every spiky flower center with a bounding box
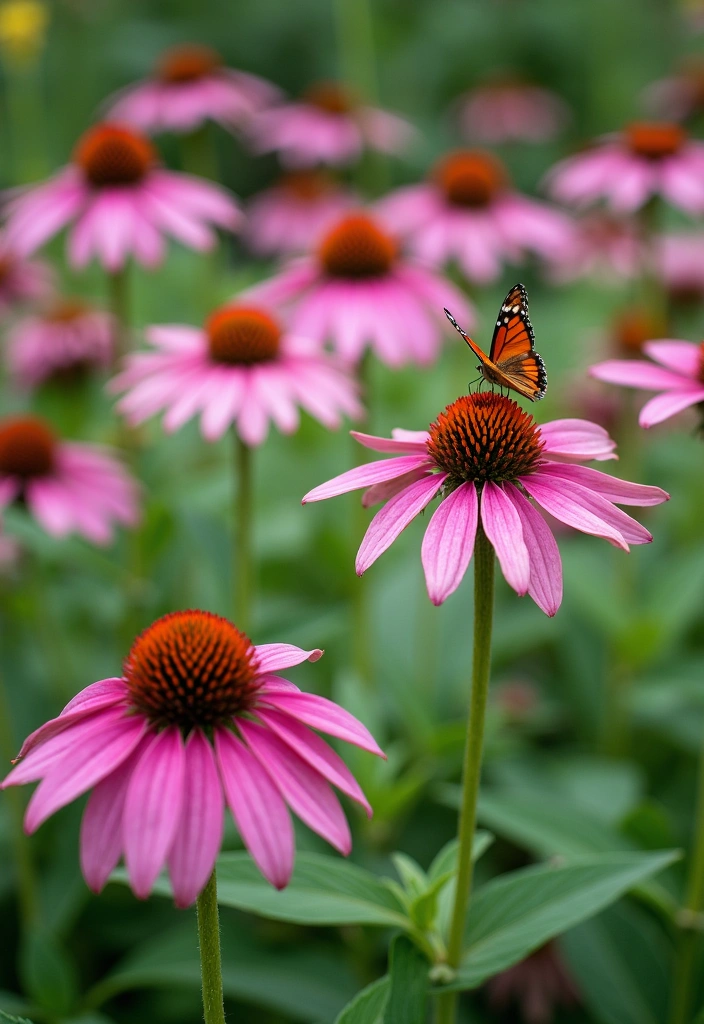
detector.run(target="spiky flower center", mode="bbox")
[123,610,259,728]
[434,150,507,207]
[611,309,663,356]
[319,213,396,279]
[74,124,156,187]
[206,305,281,365]
[427,393,544,484]
[280,169,335,201]
[698,341,704,384]
[44,298,90,323]
[303,81,354,114]
[0,415,56,478]
[157,44,222,83]
[625,121,685,160]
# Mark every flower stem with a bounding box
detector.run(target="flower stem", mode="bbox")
[0,670,40,931]
[668,727,704,1024]
[333,0,388,196]
[196,870,226,1024]
[435,523,495,1024]
[180,124,220,181]
[107,266,131,366]
[233,432,253,631]
[351,352,373,688]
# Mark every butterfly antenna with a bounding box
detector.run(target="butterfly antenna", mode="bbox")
[444,308,463,333]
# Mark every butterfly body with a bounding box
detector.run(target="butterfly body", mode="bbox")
[445,283,547,402]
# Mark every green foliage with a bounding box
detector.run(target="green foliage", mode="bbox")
[440,851,679,991]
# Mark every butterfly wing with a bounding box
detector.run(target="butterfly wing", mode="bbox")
[444,308,489,366]
[488,283,547,401]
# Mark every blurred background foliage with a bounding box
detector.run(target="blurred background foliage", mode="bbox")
[0,0,704,1022]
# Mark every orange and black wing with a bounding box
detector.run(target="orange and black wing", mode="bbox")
[444,308,489,366]
[489,283,547,401]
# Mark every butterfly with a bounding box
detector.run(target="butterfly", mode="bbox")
[445,283,547,402]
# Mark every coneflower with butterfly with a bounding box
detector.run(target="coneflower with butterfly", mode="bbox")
[303,277,670,1023]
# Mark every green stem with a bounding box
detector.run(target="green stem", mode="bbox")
[0,669,40,930]
[333,0,388,196]
[107,266,131,366]
[196,870,226,1024]
[668,728,704,1024]
[435,524,495,1024]
[234,432,253,630]
[351,353,373,688]
[179,125,220,181]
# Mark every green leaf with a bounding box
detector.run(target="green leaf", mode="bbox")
[391,853,427,899]
[112,852,410,928]
[19,931,78,1017]
[467,789,678,916]
[427,832,494,883]
[560,902,671,1024]
[0,1013,35,1024]
[438,851,678,992]
[383,936,429,1024]
[413,833,494,931]
[333,977,390,1024]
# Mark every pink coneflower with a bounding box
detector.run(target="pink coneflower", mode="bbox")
[1,610,384,906]
[0,415,139,544]
[6,298,115,388]
[657,233,704,304]
[243,211,473,367]
[110,302,363,446]
[248,81,415,168]
[244,170,357,257]
[0,232,54,313]
[591,339,704,428]
[105,44,279,135]
[545,212,640,284]
[545,122,704,215]
[2,122,242,270]
[485,942,580,1024]
[377,150,574,285]
[302,393,668,615]
[456,78,570,145]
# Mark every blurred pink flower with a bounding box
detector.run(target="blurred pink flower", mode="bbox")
[0,414,139,544]
[105,44,279,135]
[2,123,242,271]
[1,610,384,906]
[545,122,704,215]
[0,233,54,313]
[7,298,115,388]
[248,81,415,168]
[245,170,357,257]
[657,233,704,303]
[302,393,668,615]
[243,211,473,367]
[486,942,580,1024]
[377,150,574,285]
[457,79,570,144]
[545,212,640,284]
[591,339,704,428]
[644,60,704,123]
[110,302,362,446]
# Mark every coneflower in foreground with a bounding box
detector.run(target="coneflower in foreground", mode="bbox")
[303,392,669,615]
[1,610,384,907]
